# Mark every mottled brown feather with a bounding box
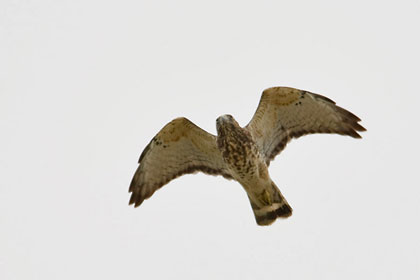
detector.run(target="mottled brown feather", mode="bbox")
[246,87,366,165]
[129,117,232,207]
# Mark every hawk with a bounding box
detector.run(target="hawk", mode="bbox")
[129,87,366,226]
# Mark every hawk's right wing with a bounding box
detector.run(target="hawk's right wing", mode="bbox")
[246,87,366,165]
[129,117,232,207]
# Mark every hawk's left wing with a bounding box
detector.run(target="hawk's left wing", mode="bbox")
[129,117,232,207]
[246,87,366,165]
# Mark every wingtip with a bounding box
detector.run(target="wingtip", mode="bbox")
[350,121,367,137]
[356,123,367,132]
[128,195,144,208]
[134,200,144,207]
[346,128,363,139]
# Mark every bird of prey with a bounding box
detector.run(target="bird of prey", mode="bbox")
[129,87,366,226]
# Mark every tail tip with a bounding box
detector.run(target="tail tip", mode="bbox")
[255,204,293,226]
[275,203,293,218]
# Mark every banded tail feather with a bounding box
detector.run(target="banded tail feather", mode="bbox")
[248,181,292,226]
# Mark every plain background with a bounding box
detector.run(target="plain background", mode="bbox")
[1,0,419,279]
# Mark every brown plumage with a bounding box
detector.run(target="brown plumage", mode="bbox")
[129,87,366,226]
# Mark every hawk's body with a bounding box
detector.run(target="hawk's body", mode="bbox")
[129,87,366,226]
[216,115,292,224]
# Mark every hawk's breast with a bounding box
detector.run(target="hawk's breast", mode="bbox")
[217,124,260,181]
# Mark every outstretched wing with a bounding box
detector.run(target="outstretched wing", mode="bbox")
[129,117,232,207]
[246,87,366,165]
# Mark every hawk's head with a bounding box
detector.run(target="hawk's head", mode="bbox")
[216,114,240,137]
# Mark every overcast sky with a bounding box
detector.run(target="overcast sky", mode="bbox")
[1,0,419,279]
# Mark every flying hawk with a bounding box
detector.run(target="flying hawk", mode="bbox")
[129,87,366,226]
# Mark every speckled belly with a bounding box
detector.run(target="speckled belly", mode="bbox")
[220,136,262,182]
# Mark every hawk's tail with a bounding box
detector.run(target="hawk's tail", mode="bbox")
[248,181,292,226]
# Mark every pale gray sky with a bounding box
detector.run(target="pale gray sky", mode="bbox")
[1,0,419,279]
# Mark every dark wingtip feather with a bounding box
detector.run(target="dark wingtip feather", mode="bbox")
[335,104,366,137]
[128,192,137,205]
[128,168,145,207]
[354,122,366,132]
[351,131,362,138]
[128,191,145,207]
[342,125,363,139]
[335,105,362,122]
[134,198,144,207]
[311,92,368,138]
